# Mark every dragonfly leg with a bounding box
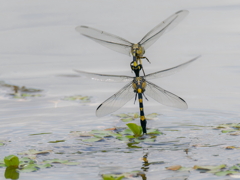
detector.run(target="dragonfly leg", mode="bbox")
[143,93,148,101]
[141,57,151,64]
[134,93,137,104]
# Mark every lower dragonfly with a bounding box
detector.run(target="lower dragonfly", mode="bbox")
[75,56,200,134]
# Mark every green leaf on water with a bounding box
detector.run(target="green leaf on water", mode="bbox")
[82,137,102,142]
[29,132,52,136]
[62,95,91,103]
[121,117,134,122]
[119,128,133,135]
[43,159,68,164]
[48,140,65,143]
[222,130,236,133]
[43,159,79,166]
[4,155,19,167]
[19,164,38,172]
[63,162,80,165]
[114,113,130,118]
[36,163,52,169]
[193,164,226,171]
[147,129,163,135]
[127,142,141,148]
[126,123,142,137]
[18,149,52,155]
[229,165,240,170]
[145,113,159,120]
[215,171,239,176]
[19,157,35,165]
[102,174,124,180]
[0,142,4,146]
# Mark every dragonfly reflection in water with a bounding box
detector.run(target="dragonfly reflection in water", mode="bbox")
[75,56,200,134]
[75,10,189,75]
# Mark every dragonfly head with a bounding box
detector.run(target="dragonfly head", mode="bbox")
[131,44,145,58]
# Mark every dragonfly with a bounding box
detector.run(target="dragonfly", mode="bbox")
[75,10,189,76]
[74,56,200,134]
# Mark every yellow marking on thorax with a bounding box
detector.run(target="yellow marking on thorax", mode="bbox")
[137,88,142,93]
[140,108,143,111]
[133,61,138,67]
[140,116,145,121]
[139,99,142,103]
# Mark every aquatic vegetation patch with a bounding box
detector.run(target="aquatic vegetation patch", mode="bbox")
[166,164,240,176]
[113,113,159,122]
[70,124,163,147]
[0,81,43,99]
[2,154,80,179]
[214,123,240,135]
[101,170,144,180]
[62,95,91,103]
[29,132,52,136]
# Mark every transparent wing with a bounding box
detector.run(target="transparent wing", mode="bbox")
[139,10,189,50]
[96,82,135,117]
[145,55,200,80]
[74,69,133,83]
[76,26,133,56]
[145,81,188,109]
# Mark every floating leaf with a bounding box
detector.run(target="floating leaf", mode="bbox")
[145,113,159,120]
[48,140,65,143]
[193,164,226,171]
[63,162,80,166]
[229,165,240,171]
[0,142,4,146]
[43,159,79,165]
[82,137,102,142]
[62,95,91,103]
[29,132,52,136]
[147,129,162,135]
[215,171,238,176]
[121,118,134,122]
[222,130,236,133]
[4,155,19,167]
[166,165,182,171]
[102,174,124,180]
[36,163,52,168]
[19,164,38,172]
[126,123,142,137]
[43,159,68,164]
[18,149,52,155]
[19,157,35,165]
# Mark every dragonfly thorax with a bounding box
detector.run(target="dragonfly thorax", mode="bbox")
[131,44,145,58]
[132,77,146,93]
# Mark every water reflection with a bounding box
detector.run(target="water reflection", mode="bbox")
[4,167,19,180]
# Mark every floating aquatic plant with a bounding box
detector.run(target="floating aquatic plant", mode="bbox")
[214,123,240,135]
[62,95,91,103]
[71,124,162,146]
[166,164,240,176]
[114,113,159,122]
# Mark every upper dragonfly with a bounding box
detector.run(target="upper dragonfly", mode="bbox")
[76,10,189,75]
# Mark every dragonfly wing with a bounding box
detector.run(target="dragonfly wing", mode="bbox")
[145,81,188,109]
[76,26,133,56]
[96,82,135,117]
[74,69,133,83]
[145,55,200,80]
[139,10,189,50]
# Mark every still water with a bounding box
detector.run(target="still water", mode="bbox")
[1,0,240,179]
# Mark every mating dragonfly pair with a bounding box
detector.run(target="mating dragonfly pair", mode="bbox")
[75,10,200,134]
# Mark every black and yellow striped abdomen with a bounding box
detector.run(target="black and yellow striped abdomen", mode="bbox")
[132,77,147,134]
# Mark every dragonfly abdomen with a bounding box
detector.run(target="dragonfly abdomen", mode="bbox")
[138,92,147,134]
